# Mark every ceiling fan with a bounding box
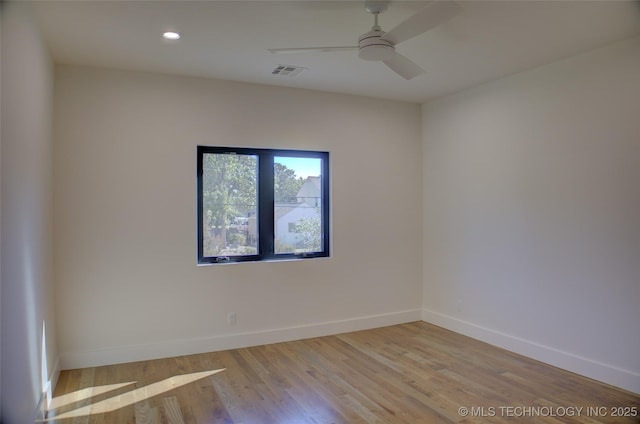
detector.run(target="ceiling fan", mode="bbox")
[268,0,462,80]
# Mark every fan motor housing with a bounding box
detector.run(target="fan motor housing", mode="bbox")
[358,29,394,61]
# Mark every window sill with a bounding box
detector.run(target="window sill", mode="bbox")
[197,255,331,266]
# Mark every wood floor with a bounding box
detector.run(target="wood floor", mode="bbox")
[48,322,639,424]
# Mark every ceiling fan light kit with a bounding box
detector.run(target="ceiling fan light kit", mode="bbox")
[268,0,462,80]
[358,29,395,61]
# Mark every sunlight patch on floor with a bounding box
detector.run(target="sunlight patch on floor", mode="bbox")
[48,381,137,410]
[43,369,225,421]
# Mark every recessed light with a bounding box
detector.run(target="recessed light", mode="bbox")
[162,31,181,41]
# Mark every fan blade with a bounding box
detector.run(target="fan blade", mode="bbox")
[268,46,358,54]
[383,52,425,80]
[380,1,462,45]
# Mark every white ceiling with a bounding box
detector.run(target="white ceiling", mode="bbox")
[32,0,640,103]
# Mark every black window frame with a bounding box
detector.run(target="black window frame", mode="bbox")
[197,146,330,264]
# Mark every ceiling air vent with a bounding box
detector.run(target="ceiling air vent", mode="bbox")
[272,64,306,77]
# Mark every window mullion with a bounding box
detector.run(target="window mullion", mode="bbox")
[258,152,275,258]
[321,155,330,255]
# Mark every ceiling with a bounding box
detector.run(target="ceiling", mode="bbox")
[32,0,640,103]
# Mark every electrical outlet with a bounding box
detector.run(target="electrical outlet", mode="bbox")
[228,312,237,326]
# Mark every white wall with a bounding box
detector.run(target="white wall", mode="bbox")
[422,36,640,393]
[54,65,423,368]
[1,2,59,422]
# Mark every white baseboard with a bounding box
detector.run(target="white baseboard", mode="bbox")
[60,309,422,370]
[422,308,640,395]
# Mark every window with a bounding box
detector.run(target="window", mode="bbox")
[197,146,330,264]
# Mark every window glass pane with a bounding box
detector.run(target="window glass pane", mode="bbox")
[202,153,258,257]
[274,156,323,254]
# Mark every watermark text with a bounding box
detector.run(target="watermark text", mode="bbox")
[457,406,638,418]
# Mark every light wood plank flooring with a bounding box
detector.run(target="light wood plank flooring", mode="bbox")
[48,322,640,423]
